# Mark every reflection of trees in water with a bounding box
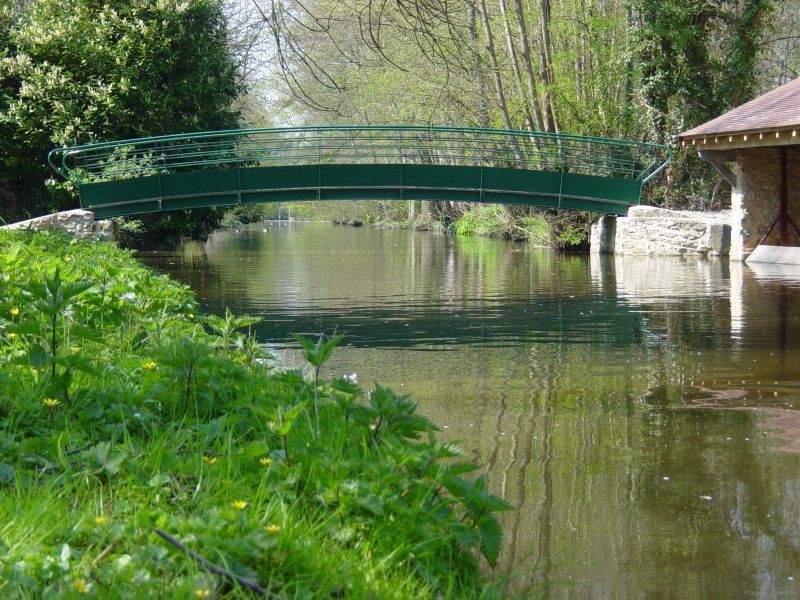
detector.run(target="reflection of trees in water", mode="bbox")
[141,240,228,301]
[479,345,559,594]
[475,341,800,597]
[637,296,733,351]
[157,225,646,349]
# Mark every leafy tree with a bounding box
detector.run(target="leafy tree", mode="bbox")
[632,0,776,208]
[0,0,242,230]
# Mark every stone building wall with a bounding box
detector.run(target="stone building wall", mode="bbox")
[730,147,800,260]
[590,206,731,256]
[1,209,115,241]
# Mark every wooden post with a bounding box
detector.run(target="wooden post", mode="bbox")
[780,147,788,246]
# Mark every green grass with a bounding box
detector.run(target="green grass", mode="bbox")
[454,205,549,244]
[0,230,509,598]
[454,206,507,238]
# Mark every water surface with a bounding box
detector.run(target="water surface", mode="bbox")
[142,222,800,598]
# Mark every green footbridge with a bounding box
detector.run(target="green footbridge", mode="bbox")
[48,126,671,219]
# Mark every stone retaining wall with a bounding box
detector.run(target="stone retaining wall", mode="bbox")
[590,206,731,257]
[1,210,115,241]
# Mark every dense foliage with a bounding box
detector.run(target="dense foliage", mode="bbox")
[0,230,509,598]
[633,0,776,206]
[0,0,241,235]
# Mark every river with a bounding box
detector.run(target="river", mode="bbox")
[141,221,800,599]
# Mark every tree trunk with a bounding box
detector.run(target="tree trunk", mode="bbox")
[498,0,536,131]
[538,0,560,133]
[421,200,433,220]
[467,0,492,127]
[512,0,547,131]
[477,0,524,162]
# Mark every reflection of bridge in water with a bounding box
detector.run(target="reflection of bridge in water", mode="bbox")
[151,225,798,353]
[48,126,670,219]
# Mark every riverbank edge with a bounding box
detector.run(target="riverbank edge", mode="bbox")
[0,229,508,598]
[222,202,555,246]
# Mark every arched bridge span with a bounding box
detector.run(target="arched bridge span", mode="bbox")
[48,126,671,219]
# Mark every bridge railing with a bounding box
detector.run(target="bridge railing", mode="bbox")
[49,126,670,186]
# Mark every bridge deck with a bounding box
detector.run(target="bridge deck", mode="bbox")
[47,126,670,219]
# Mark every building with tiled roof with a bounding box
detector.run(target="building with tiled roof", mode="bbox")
[679,77,800,262]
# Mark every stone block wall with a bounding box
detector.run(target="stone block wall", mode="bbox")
[590,206,731,256]
[589,215,616,254]
[1,209,115,241]
[730,147,800,260]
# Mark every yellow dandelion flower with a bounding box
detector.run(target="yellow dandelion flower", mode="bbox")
[203,456,218,465]
[259,457,271,467]
[188,313,195,320]
[194,590,212,599]
[265,524,281,535]
[94,516,110,526]
[71,346,81,353]
[9,307,19,316]
[42,398,60,408]
[73,578,90,593]
[8,332,17,339]
[142,360,157,371]
[231,500,248,511]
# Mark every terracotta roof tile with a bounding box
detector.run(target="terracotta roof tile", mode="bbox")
[679,77,800,140]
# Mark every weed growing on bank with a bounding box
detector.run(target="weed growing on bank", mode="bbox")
[0,230,509,598]
[453,206,549,245]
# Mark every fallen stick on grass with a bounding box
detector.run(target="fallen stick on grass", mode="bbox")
[155,527,279,598]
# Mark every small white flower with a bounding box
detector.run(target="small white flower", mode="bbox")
[120,292,136,302]
[342,373,357,383]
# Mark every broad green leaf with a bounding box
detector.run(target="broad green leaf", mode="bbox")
[27,344,49,370]
[6,321,41,336]
[59,354,99,376]
[477,514,503,567]
[355,494,384,516]
[60,280,93,301]
[70,324,102,343]
[240,441,271,459]
[450,522,480,546]
[0,462,14,482]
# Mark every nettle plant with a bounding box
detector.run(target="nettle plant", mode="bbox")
[204,307,266,366]
[262,334,513,572]
[7,267,100,402]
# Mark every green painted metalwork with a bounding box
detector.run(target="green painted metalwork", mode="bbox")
[47,126,670,219]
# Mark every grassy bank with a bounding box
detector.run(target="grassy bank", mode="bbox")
[0,231,509,598]
[453,206,549,244]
